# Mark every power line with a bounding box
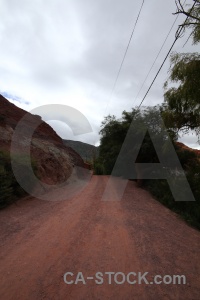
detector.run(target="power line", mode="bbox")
[133,9,183,105]
[137,0,197,109]
[182,30,194,47]
[106,0,145,111]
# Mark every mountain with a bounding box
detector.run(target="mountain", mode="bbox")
[0,95,86,206]
[63,139,99,162]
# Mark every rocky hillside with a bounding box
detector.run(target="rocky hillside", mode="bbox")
[176,142,200,158]
[63,139,99,162]
[0,95,85,187]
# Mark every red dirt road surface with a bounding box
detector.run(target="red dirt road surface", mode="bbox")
[0,175,200,299]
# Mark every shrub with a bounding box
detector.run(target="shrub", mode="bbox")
[93,159,104,175]
[0,151,38,209]
[145,147,200,230]
[0,166,14,208]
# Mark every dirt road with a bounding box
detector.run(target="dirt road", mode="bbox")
[0,176,200,299]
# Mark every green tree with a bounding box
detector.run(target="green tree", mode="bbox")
[97,115,126,174]
[163,52,200,139]
[163,1,200,141]
[95,106,171,178]
[94,107,200,229]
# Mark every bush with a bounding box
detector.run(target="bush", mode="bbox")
[93,159,104,175]
[0,151,38,209]
[145,147,200,230]
[0,167,13,208]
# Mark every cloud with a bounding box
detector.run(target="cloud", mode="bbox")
[0,0,199,147]
[1,91,30,105]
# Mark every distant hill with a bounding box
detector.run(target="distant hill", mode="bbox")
[63,140,99,162]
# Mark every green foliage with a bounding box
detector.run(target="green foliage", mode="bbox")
[93,160,104,175]
[145,145,200,230]
[0,151,14,208]
[163,1,200,139]
[164,52,200,139]
[94,106,171,176]
[94,105,200,230]
[188,1,200,44]
[0,168,13,208]
[95,115,126,175]
[0,151,38,209]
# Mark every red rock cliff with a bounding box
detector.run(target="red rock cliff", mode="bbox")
[0,95,85,185]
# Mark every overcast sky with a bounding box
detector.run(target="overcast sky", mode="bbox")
[0,0,199,148]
